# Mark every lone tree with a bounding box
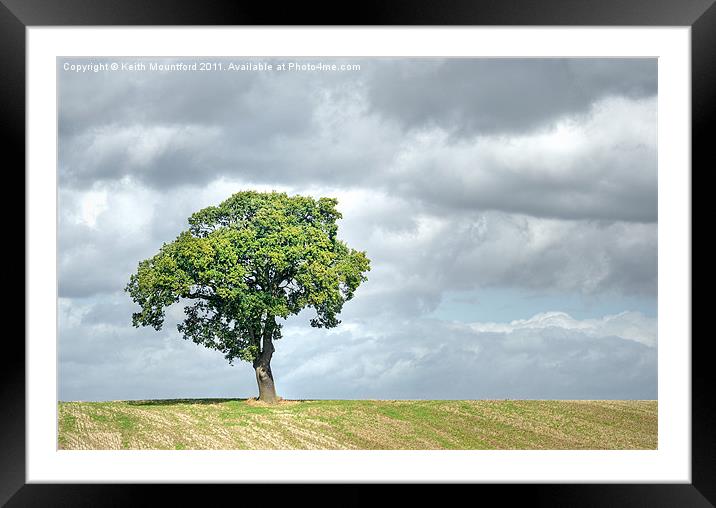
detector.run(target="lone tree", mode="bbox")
[126,191,370,403]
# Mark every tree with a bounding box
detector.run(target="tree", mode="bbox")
[126,191,370,403]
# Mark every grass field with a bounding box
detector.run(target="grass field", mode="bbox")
[58,399,657,450]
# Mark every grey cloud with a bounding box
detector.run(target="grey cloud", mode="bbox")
[337,206,657,320]
[384,94,657,223]
[57,57,658,401]
[58,58,657,225]
[273,318,656,400]
[59,294,656,401]
[60,58,298,135]
[58,207,150,298]
[59,57,361,189]
[366,59,657,137]
[58,294,254,401]
[58,183,230,297]
[58,180,657,304]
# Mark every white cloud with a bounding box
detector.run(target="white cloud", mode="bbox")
[469,310,657,347]
[58,290,657,401]
[389,95,657,222]
[77,189,108,227]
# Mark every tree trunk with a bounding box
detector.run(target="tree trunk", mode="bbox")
[254,360,278,404]
[254,319,278,403]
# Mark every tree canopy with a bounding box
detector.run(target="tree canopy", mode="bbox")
[126,191,370,401]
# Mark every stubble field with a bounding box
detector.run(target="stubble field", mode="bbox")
[57,399,657,450]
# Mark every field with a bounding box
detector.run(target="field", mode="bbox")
[57,399,657,450]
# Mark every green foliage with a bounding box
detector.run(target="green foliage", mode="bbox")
[126,191,370,364]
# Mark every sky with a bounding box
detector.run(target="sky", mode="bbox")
[58,57,658,401]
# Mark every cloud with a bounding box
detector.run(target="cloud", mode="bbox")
[385,96,657,222]
[58,58,657,224]
[56,57,658,400]
[469,310,657,347]
[58,181,657,301]
[61,124,224,188]
[273,312,657,400]
[58,58,361,189]
[336,193,657,313]
[58,295,255,401]
[59,293,656,401]
[365,58,657,137]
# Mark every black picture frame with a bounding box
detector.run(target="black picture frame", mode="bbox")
[5,0,711,504]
